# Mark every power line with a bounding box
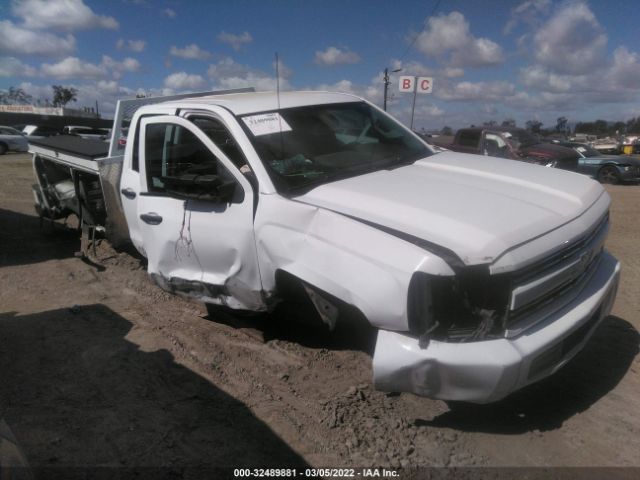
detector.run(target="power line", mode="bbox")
[397,0,443,64]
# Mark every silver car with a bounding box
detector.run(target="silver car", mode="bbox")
[0,125,29,155]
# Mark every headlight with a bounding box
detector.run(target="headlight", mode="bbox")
[408,269,510,344]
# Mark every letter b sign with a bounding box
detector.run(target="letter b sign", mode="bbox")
[399,76,415,92]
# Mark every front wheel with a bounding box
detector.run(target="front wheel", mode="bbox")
[0,143,7,155]
[597,165,620,184]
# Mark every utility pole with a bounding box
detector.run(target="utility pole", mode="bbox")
[383,68,390,111]
[383,67,402,111]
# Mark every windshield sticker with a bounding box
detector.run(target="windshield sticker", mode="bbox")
[242,113,292,136]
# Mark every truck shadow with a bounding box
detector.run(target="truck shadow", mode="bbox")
[0,208,79,267]
[0,306,307,472]
[417,315,639,434]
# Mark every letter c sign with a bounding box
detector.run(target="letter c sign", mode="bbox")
[417,77,433,94]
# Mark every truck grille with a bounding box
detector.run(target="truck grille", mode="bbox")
[505,213,609,337]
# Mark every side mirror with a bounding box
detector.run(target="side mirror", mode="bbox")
[161,174,236,202]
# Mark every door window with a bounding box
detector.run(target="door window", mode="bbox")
[144,123,238,199]
[189,116,248,171]
[483,133,510,158]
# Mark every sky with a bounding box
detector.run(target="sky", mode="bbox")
[1,0,640,130]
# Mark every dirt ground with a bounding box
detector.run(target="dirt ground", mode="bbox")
[1,153,639,476]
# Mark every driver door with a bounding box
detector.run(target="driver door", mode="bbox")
[136,115,263,310]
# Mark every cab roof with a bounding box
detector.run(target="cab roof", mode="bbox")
[162,90,362,116]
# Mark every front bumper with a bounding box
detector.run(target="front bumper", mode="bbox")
[373,251,620,403]
[618,166,640,183]
[7,140,28,152]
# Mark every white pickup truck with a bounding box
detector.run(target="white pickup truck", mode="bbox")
[29,89,620,403]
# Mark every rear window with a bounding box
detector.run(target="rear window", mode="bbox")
[457,130,480,147]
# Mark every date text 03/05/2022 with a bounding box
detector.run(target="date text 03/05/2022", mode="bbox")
[233,468,400,477]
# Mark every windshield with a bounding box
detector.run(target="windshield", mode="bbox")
[573,144,602,157]
[502,129,539,149]
[240,102,431,193]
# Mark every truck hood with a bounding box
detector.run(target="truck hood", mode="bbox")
[296,151,605,266]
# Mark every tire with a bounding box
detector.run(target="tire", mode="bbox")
[0,143,7,155]
[597,165,620,184]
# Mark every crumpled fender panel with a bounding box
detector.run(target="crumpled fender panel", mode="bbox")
[254,195,454,331]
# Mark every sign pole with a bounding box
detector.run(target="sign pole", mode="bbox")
[410,78,417,130]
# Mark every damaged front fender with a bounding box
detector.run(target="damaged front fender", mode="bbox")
[255,195,455,331]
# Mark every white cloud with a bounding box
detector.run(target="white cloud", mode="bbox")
[217,31,252,51]
[207,57,290,91]
[442,67,464,78]
[0,20,76,56]
[314,47,361,66]
[95,80,120,95]
[390,59,434,77]
[169,44,212,60]
[15,82,51,101]
[0,56,37,77]
[273,57,293,78]
[117,38,146,52]
[40,55,140,80]
[503,0,551,35]
[164,72,206,90]
[533,1,606,75]
[163,8,176,18]
[101,55,141,76]
[519,65,575,92]
[414,11,504,67]
[41,56,106,79]
[313,74,385,105]
[608,47,640,90]
[436,80,515,102]
[12,0,118,31]
[412,104,444,117]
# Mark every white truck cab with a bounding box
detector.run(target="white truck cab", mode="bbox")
[32,90,621,403]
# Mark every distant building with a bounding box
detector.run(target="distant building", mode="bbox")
[0,104,99,119]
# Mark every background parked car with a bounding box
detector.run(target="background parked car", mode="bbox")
[22,124,62,140]
[62,125,111,140]
[433,127,580,171]
[558,141,640,184]
[592,137,620,155]
[0,125,29,155]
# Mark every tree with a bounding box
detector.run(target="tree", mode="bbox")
[483,120,497,127]
[627,117,640,133]
[593,119,608,135]
[441,125,453,136]
[526,119,543,133]
[501,118,516,128]
[0,86,32,105]
[51,85,78,107]
[611,121,626,135]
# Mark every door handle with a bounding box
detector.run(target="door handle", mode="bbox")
[140,212,163,225]
[121,188,136,199]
